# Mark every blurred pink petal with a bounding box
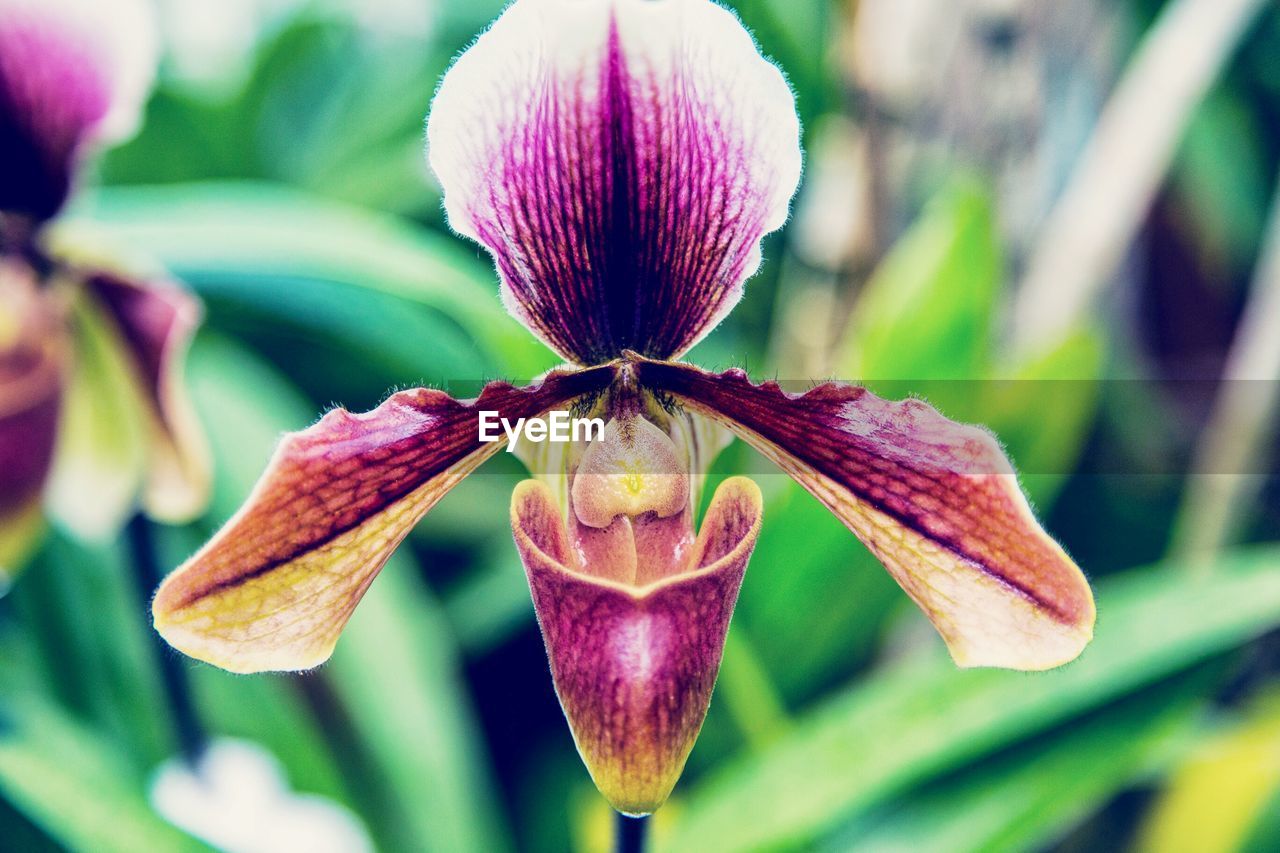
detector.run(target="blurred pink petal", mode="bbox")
[0,0,158,220]
[87,270,211,523]
[0,259,65,544]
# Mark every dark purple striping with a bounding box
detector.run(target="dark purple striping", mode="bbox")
[176,365,617,606]
[635,357,1089,623]
[472,15,772,365]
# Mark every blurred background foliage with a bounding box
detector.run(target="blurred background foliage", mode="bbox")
[3,0,1280,850]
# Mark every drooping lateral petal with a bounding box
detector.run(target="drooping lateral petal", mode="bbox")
[87,271,211,523]
[0,0,158,220]
[513,475,763,815]
[153,365,615,674]
[636,357,1095,670]
[44,277,149,540]
[0,259,65,573]
[427,0,802,364]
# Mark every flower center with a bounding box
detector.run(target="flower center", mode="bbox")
[560,383,701,587]
[571,413,688,529]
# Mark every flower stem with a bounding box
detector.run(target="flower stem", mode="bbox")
[614,813,649,853]
[126,513,206,764]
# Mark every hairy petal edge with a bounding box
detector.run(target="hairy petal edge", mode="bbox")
[153,365,614,673]
[635,356,1095,670]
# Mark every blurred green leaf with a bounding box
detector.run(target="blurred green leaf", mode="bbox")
[443,552,536,653]
[240,19,441,213]
[103,90,253,187]
[1242,783,1280,853]
[840,180,1000,383]
[78,182,552,377]
[0,698,207,852]
[328,561,513,853]
[0,503,45,583]
[735,476,902,700]
[185,269,484,410]
[668,546,1280,851]
[980,328,1107,506]
[828,674,1208,853]
[731,0,832,122]
[1137,691,1280,853]
[1172,91,1268,272]
[185,333,312,522]
[0,795,57,853]
[717,629,793,749]
[188,666,352,806]
[107,15,450,216]
[9,535,172,772]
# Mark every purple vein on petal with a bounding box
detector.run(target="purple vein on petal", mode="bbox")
[427,0,802,364]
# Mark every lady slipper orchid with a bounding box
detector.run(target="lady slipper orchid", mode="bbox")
[0,0,209,574]
[152,0,1095,816]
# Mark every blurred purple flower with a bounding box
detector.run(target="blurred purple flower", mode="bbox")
[0,0,209,576]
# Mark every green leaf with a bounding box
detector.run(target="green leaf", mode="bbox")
[1242,785,1280,853]
[731,0,832,121]
[244,20,448,215]
[1172,91,1268,272]
[0,502,45,583]
[735,476,902,700]
[0,698,207,852]
[327,561,513,853]
[76,182,553,377]
[9,534,173,772]
[828,674,1208,853]
[189,270,485,394]
[187,665,352,806]
[666,546,1280,852]
[442,548,538,653]
[839,179,1000,383]
[185,333,313,522]
[1137,691,1280,853]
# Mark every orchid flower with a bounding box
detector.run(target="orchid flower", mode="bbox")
[152,0,1095,816]
[0,0,209,575]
